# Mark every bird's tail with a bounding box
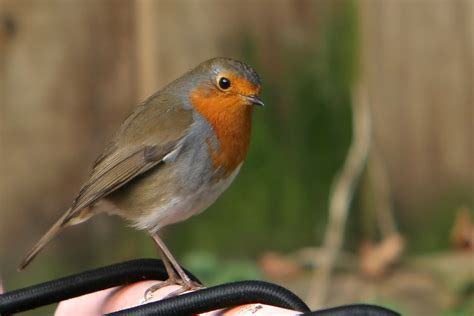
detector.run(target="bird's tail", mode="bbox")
[18,211,70,271]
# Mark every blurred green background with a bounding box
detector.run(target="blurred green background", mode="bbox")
[1,1,472,315]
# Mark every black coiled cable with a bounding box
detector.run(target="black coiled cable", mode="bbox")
[108,280,309,316]
[0,259,399,315]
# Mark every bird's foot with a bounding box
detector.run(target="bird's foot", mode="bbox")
[162,279,202,299]
[141,278,203,303]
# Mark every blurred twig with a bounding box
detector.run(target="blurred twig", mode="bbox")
[306,81,372,307]
[369,147,397,238]
[359,147,404,278]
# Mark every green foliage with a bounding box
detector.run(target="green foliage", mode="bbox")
[442,299,474,316]
[183,250,262,285]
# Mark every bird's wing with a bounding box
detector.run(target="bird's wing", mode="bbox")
[63,97,194,223]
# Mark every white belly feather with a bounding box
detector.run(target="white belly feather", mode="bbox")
[132,164,242,232]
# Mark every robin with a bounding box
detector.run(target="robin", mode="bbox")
[18,57,263,297]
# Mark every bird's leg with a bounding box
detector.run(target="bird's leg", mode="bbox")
[143,232,202,301]
[161,253,180,283]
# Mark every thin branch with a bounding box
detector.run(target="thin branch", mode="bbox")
[369,148,398,238]
[306,81,372,308]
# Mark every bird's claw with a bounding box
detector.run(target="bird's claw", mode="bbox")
[141,279,203,303]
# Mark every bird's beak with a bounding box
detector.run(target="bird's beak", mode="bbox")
[242,94,265,107]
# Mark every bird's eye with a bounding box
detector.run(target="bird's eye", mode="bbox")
[218,77,231,90]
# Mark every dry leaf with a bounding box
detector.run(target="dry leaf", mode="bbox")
[359,233,405,278]
[450,206,474,251]
[259,252,302,279]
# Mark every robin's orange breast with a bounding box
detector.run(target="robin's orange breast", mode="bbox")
[190,88,253,177]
